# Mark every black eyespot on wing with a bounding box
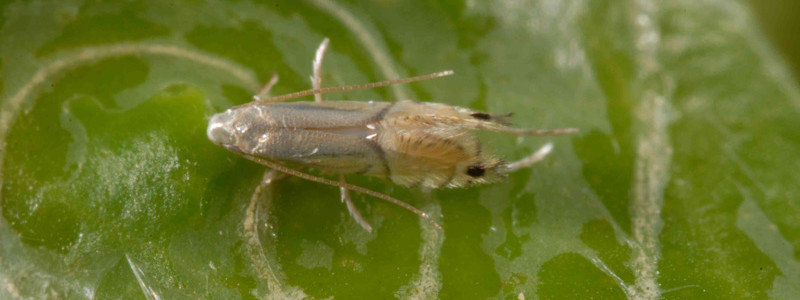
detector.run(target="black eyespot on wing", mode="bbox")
[467,165,485,177]
[470,112,491,120]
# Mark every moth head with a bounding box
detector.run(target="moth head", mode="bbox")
[207,109,238,147]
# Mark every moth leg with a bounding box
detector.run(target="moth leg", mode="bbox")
[243,169,289,293]
[506,142,554,172]
[236,151,443,231]
[253,72,280,102]
[250,169,289,203]
[339,174,373,232]
[243,170,278,258]
[245,168,292,237]
[249,167,297,210]
[311,37,330,103]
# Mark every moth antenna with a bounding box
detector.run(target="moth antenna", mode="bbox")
[493,127,579,136]
[339,174,373,232]
[234,151,444,231]
[261,70,454,102]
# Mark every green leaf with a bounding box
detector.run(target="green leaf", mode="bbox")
[2,0,799,299]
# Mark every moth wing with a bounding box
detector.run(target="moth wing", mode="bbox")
[242,101,393,129]
[383,129,466,187]
[378,101,509,188]
[383,100,514,130]
[252,129,387,174]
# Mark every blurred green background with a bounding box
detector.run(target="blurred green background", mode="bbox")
[1,0,799,299]
[749,0,800,82]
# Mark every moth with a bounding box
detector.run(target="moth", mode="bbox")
[207,38,577,232]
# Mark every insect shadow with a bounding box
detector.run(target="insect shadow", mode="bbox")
[207,38,577,232]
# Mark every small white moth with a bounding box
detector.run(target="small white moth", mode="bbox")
[207,38,577,231]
